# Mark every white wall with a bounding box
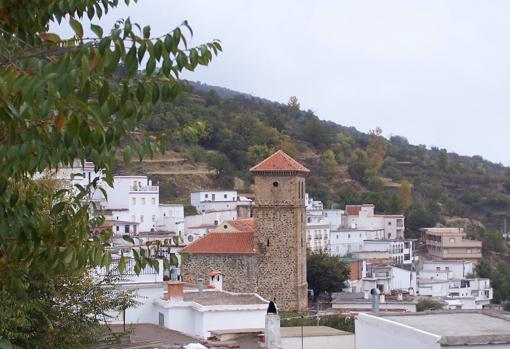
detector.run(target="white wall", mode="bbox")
[323,209,344,230]
[421,261,473,279]
[329,229,384,257]
[355,313,442,349]
[156,302,267,338]
[281,334,354,349]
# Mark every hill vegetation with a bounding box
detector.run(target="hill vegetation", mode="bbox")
[130,81,510,239]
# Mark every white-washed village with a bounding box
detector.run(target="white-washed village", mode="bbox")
[46,150,508,349]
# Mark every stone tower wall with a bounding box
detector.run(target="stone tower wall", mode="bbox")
[253,172,308,312]
[181,254,258,293]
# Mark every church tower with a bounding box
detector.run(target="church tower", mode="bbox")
[250,150,309,312]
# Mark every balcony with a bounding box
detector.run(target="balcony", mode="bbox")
[130,185,159,192]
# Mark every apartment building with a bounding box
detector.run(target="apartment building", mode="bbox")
[345,204,405,239]
[421,227,482,262]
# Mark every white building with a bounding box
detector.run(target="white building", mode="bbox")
[157,204,185,236]
[345,204,405,239]
[349,264,416,296]
[306,210,330,253]
[102,260,269,339]
[356,311,510,349]
[416,259,491,309]
[362,240,414,265]
[329,229,385,257]
[419,260,474,281]
[103,176,160,233]
[184,210,238,243]
[417,278,492,309]
[190,190,252,217]
[305,194,344,253]
[323,209,344,230]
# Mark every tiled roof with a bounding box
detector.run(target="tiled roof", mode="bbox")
[345,204,375,216]
[225,218,254,232]
[250,150,310,173]
[180,232,255,254]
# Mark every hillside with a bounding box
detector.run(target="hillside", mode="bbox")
[120,81,510,239]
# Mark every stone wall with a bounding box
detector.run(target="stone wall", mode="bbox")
[181,254,257,294]
[254,205,308,312]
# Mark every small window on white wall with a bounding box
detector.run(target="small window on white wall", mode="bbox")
[152,215,156,222]
[140,215,144,222]
[151,197,156,205]
[141,198,146,205]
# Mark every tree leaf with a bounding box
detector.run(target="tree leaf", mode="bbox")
[69,17,84,38]
[90,24,103,38]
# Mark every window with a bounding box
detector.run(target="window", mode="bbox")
[224,194,227,199]
[273,181,279,187]
[124,225,129,233]
[212,193,216,200]
[388,222,392,226]
[132,197,136,205]
[449,238,455,243]
[151,198,156,205]
[445,267,450,271]
[187,235,194,242]
[152,215,156,222]
[348,234,350,239]
[116,226,119,232]
[205,194,209,198]
[467,249,472,254]
[436,266,441,271]
[141,198,146,205]
[140,215,144,222]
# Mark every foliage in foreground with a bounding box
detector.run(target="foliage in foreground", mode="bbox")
[0,270,136,349]
[0,0,220,346]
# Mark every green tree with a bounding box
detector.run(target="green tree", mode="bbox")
[367,127,387,174]
[307,252,349,302]
[321,150,337,177]
[0,1,219,346]
[0,268,136,349]
[205,89,221,106]
[348,149,370,184]
[398,180,413,213]
[288,96,300,110]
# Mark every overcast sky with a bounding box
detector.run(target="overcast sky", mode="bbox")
[53,1,510,165]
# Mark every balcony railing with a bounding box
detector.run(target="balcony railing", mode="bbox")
[130,185,159,192]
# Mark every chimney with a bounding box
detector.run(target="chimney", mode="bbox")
[208,271,224,291]
[164,281,184,302]
[197,278,204,295]
[265,301,282,349]
[370,288,380,313]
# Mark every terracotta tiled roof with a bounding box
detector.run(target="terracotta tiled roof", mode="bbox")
[345,204,375,216]
[249,150,310,173]
[225,218,254,232]
[345,205,362,216]
[180,232,255,254]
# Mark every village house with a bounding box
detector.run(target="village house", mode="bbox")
[421,227,482,262]
[344,204,405,239]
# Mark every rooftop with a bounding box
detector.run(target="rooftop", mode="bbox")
[380,311,510,346]
[280,326,353,338]
[249,150,310,173]
[180,232,255,254]
[223,218,254,232]
[183,291,267,306]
